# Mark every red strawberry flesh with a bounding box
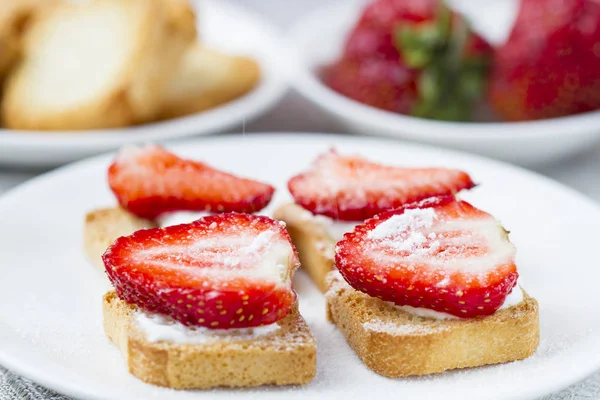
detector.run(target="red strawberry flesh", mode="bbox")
[488,0,600,120]
[288,150,475,221]
[108,145,275,220]
[335,196,518,318]
[322,57,418,114]
[103,213,299,328]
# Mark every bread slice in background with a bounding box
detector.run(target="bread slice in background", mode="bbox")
[103,291,317,388]
[273,203,337,293]
[325,271,540,377]
[1,0,193,130]
[0,0,56,84]
[158,44,261,120]
[163,0,197,40]
[84,207,157,271]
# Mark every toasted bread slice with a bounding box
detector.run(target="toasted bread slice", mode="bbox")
[0,0,55,83]
[1,0,193,130]
[275,203,540,375]
[84,207,157,271]
[158,44,261,120]
[325,271,540,377]
[103,291,317,388]
[273,203,338,292]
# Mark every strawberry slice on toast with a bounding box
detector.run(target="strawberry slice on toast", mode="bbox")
[288,150,475,221]
[335,196,518,318]
[103,213,299,328]
[108,145,275,220]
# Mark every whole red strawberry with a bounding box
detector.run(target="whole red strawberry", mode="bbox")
[323,0,493,121]
[343,0,438,61]
[323,58,417,114]
[335,196,519,318]
[489,0,600,120]
[103,213,299,328]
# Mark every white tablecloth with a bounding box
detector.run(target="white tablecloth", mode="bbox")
[0,1,599,399]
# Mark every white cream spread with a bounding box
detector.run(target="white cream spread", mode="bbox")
[396,305,459,320]
[135,311,280,343]
[157,211,211,227]
[294,204,360,241]
[312,215,360,241]
[397,282,525,320]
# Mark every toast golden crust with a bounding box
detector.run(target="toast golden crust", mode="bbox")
[158,45,261,120]
[103,291,317,389]
[2,0,193,130]
[325,271,540,377]
[273,203,337,292]
[83,207,157,271]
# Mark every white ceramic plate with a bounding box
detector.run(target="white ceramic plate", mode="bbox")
[0,133,599,400]
[286,0,600,165]
[0,0,287,168]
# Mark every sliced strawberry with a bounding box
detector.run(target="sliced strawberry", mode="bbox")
[108,145,275,220]
[103,213,299,328]
[335,196,518,318]
[288,150,475,221]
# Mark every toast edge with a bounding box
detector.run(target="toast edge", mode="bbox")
[325,272,540,377]
[83,207,157,271]
[273,203,335,293]
[102,291,317,389]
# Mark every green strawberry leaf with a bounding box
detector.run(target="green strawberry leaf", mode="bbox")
[394,2,490,121]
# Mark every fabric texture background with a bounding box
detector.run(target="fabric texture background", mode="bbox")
[1,365,600,399]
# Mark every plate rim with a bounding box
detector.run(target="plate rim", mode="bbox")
[1,132,600,400]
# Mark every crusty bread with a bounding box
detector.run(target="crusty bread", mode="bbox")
[274,203,540,375]
[84,207,157,271]
[1,0,193,130]
[158,44,261,120]
[103,291,317,388]
[0,0,55,83]
[273,203,336,292]
[325,271,540,377]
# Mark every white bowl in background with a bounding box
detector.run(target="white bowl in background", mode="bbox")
[286,0,600,165]
[0,0,288,168]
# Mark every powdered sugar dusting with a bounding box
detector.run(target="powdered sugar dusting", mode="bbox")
[367,208,439,258]
[436,275,451,288]
[315,241,335,259]
[291,150,472,220]
[354,205,516,276]
[368,208,436,240]
[132,216,296,285]
[362,320,446,335]
[327,272,449,333]
[325,270,347,300]
[245,230,274,253]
